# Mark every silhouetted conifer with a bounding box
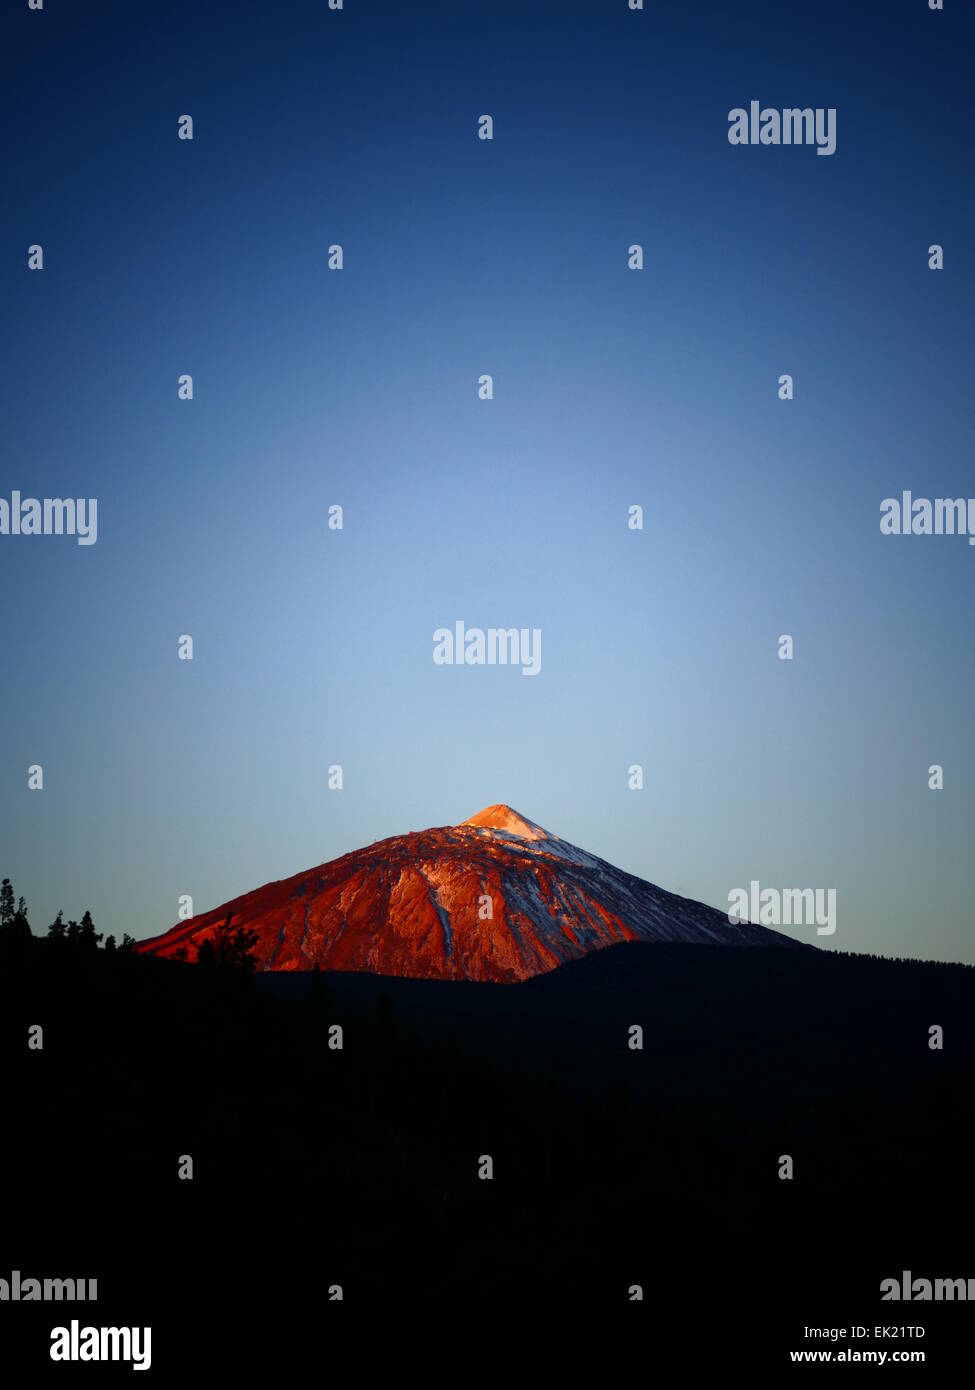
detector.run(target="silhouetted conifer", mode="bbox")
[0,879,31,946]
[196,913,259,972]
[65,910,103,950]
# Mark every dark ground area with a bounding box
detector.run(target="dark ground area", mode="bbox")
[2,931,973,1302]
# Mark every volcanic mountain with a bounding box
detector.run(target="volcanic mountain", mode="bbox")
[137,804,800,982]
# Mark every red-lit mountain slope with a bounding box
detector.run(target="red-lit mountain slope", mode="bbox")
[137,804,799,982]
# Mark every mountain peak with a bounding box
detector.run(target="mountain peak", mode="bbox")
[460,804,552,841]
[138,805,802,982]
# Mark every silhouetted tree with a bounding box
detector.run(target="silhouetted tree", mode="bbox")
[104,935,117,953]
[196,913,260,972]
[47,909,66,941]
[81,909,101,947]
[64,910,103,951]
[0,879,31,945]
[12,897,30,937]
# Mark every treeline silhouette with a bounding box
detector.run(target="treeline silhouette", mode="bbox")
[1,877,131,954]
[2,873,974,1302]
[0,878,258,966]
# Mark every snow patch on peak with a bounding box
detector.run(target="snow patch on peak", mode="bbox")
[461,804,553,841]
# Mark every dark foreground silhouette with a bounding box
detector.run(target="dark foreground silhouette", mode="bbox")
[2,910,973,1302]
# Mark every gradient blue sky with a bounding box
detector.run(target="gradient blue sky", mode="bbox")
[2,0,973,962]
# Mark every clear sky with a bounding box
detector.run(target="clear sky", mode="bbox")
[2,0,973,962]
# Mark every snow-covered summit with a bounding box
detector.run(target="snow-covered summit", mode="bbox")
[460,804,553,841]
